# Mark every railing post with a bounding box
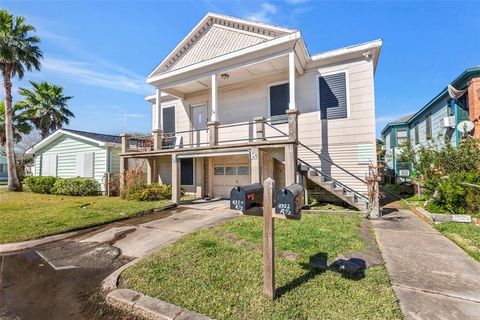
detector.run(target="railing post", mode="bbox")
[207,121,219,146]
[254,116,266,141]
[286,109,299,142]
[120,133,131,153]
[153,129,163,150]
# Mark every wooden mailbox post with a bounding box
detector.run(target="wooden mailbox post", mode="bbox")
[263,177,275,300]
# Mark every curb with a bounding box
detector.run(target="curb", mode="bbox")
[0,203,177,254]
[0,229,84,254]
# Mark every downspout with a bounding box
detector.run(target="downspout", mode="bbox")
[453,100,460,147]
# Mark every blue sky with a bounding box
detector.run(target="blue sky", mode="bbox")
[1,0,479,136]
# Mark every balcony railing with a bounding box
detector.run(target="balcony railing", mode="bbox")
[121,109,298,154]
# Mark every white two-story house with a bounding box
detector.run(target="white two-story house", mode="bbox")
[120,13,382,212]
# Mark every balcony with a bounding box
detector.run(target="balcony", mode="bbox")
[120,110,299,157]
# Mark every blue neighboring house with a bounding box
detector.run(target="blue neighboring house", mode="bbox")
[381,66,480,182]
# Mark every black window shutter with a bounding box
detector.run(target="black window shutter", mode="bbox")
[319,73,347,120]
[269,83,289,117]
[162,107,175,134]
[181,158,194,185]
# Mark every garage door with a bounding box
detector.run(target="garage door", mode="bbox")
[212,156,250,198]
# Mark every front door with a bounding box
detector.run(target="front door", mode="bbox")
[191,104,208,146]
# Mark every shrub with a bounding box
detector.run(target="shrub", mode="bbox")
[52,178,101,196]
[121,167,146,199]
[24,176,59,194]
[126,183,172,201]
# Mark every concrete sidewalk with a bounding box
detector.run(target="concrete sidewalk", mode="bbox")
[373,209,480,320]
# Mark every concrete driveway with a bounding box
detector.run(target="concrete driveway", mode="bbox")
[0,199,237,320]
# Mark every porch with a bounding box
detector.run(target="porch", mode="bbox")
[119,110,300,204]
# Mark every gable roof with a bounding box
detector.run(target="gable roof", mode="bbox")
[26,129,121,154]
[148,12,297,77]
[392,113,415,124]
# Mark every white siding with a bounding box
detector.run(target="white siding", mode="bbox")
[35,135,108,190]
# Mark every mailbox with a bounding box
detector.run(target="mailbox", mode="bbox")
[230,183,263,213]
[275,183,304,219]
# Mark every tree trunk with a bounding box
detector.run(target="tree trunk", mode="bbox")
[2,70,22,191]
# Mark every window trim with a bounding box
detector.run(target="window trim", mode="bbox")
[396,128,408,146]
[161,105,176,133]
[316,69,350,120]
[267,80,289,118]
[426,114,432,140]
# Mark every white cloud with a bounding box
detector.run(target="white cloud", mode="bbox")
[40,58,151,95]
[246,3,277,23]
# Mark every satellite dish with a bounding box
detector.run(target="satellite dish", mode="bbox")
[457,120,474,133]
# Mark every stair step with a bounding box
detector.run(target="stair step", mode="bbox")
[307,169,318,177]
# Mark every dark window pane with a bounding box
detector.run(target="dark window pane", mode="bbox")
[269,83,289,117]
[319,73,347,120]
[163,107,175,134]
[181,158,193,185]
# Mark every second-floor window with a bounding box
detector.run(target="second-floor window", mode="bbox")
[426,115,432,140]
[162,106,176,134]
[319,72,348,120]
[269,82,289,117]
[396,129,408,146]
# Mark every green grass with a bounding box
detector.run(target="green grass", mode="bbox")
[435,222,480,262]
[305,202,356,211]
[0,181,7,185]
[121,214,402,320]
[0,189,172,244]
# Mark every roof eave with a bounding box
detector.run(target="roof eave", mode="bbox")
[26,129,107,154]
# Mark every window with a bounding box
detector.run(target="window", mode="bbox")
[225,166,236,175]
[238,166,249,175]
[180,158,193,185]
[269,83,289,117]
[426,115,432,140]
[319,72,348,120]
[214,167,224,175]
[414,125,419,145]
[162,106,175,134]
[0,164,4,173]
[76,152,94,178]
[396,129,408,146]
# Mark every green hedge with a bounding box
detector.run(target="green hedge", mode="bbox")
[24,176,100,196]
[126,183,172,201]
[52,178,101,196]
[24,176,59,194]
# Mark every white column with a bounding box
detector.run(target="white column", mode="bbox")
[288,51,296,110]
[155,88,162,130]
[211,74,218,122]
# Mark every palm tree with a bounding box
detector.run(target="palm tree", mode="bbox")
[0,9,42,191]
[20,81,74,139]
[0,101,32,145]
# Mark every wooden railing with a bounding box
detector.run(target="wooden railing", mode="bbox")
[121,109,298,153]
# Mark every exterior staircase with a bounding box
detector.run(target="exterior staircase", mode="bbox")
[297,159,369,211]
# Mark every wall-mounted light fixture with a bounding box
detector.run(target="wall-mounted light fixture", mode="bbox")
[221,73,230,80]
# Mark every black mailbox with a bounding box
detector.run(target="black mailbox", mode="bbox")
[275,183,304,219]
[230,183,263,213]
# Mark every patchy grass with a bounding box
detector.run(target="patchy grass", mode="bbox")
[0,189,173,244]
[435,222,480,262]
[305,202,356,211]
[121,214,401,320]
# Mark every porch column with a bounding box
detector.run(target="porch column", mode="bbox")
[208,121,219,146]
[254,116,266,141]
[153,129,163,150]
[288,51,296,110]
[211,74,218,122]
[146,158,156,184]
[250,147,261,184]
[287,109,299,142]
[120,133,130,194]
[155,88,162,130]
[284,144,297,187]
[171,154,181,204]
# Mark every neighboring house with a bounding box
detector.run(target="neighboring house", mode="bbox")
[381,67,480,181]
[121,12,382,211]
[0,156,7,181]
[26,129,123,190]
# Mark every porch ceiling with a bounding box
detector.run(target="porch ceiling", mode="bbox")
[163,55,288,95]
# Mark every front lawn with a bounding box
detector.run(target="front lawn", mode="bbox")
[435,222,480,262]
[120,214,402,319]
[0,189,172,244]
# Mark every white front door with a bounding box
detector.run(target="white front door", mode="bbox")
[212,155,250,198]
[191,104,208,146]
